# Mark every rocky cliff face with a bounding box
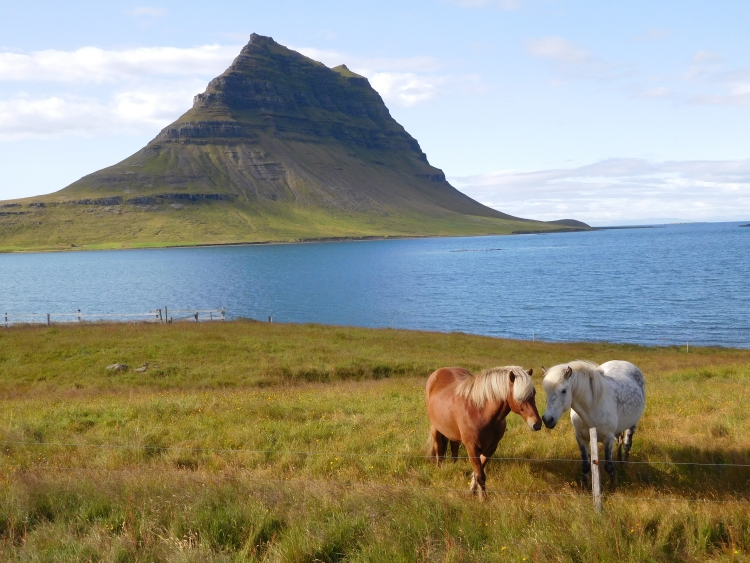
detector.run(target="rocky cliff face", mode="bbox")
[156,34,426,156]
[54,34,514,221]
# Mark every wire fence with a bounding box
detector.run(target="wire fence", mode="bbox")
[2,309,746,350]
[2,439,750,507]
[2,307,226,327]
[1,468,750,505]
[2,440,749,468]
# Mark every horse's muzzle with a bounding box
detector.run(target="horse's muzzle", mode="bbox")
[531,420,542,431]
[542,415,557,429]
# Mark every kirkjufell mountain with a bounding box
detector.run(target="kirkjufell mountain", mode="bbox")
[0,34,586,251]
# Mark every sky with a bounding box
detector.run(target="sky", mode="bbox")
[1,0,749,225]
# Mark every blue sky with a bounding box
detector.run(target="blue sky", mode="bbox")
[1,0,749,224]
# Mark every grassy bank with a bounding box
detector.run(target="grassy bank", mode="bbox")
[0,198,566,254]
[1,321,749,561]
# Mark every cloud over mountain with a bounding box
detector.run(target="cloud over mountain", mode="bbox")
[452,159,750,224]
[0,42,452,140]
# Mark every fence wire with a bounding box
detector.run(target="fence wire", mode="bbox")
[2,440,749,468]
[2,464,749,506]
[2,308,225,326]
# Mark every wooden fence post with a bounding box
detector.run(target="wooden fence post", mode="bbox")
[195,312,199,322]
[77,309,82,322]
[590,427,602,513]
[158,309,163,323]
[164,307,168,324]
[47,313,51,326]
[4,313,7,328]
[268,316,272,323]
[221,308,225,321]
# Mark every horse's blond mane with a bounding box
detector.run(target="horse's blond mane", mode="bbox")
[455,366,534,408]
[546,360,605,404]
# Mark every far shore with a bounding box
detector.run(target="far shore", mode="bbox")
[0,225,597,254]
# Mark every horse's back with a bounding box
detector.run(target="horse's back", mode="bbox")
[600,360,646,429]
[426,367,471,399]
[601,361,645,391]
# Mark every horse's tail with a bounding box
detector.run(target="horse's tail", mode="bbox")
[424,429,435,457]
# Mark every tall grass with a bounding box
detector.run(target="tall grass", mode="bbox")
[1,321,749,561]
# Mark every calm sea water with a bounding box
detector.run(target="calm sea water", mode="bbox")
[1,222,748,347]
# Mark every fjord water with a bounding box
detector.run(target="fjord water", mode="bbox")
[1,222,748,347]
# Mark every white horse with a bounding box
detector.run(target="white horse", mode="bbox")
[541,360,646,484]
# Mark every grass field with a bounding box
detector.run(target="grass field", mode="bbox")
[1,321,749,562]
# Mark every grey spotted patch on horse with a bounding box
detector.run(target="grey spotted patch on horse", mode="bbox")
[605,363,646,411]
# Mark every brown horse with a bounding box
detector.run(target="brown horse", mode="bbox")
[426,365,542,499]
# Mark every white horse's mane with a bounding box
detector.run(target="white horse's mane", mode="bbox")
[545,360,605,405]
[456,365,534,408]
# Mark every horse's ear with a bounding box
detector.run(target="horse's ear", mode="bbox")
[564,366,573,379]
[509,371,516,383]
[541,366,547,375]
[526,368,533,376]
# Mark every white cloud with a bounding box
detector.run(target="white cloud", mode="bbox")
[692,50,722,64]
[693,89,750,107]
[369,73,445,107]
[524,36,626,83]
[0,44,240,83]
[526,36,591,64]
[0,41,456,138]
[684,55,750,107]
[451,158,750,224]
[631,28,672,43]
[0,83,201,140]
[124,6,167,18]
[316,29,337,40]
[634,87,672,99]
[445,0,523,9]
[296,47,449,106]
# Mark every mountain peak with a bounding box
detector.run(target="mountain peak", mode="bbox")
[248,32,273,45]
[164,35,422,157]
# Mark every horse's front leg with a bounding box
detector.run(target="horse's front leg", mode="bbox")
[575,433,591,488]
[465,445,486,500]
[603,433,616,487]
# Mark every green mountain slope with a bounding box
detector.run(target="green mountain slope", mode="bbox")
[0,34,586,252]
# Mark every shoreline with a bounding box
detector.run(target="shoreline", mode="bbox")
[0,226,595,255]
[4,219,743,255]
[2,317,747,350]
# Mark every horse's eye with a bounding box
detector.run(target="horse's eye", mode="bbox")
[561,389,567,394]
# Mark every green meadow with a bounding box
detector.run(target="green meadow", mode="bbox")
[1,321,749,562]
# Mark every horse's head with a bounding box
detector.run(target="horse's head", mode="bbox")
[508,368,542,432]
[540,364,573,429]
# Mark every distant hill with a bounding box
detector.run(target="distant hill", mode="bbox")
[0,34,588,251]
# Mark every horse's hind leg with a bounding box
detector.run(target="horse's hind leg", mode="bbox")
[615,433,624,462]
[431,428,448,465]
[450,440,460,462]
[623,425,637,462]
